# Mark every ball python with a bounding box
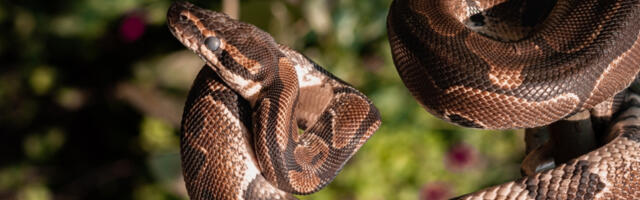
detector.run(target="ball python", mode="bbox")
[387,0,640,199]
[168,0,640,199]
[168,1,381,199]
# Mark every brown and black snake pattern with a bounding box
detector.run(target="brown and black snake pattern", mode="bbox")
[388,0,640,129]
[387,0,640,199]
[454,91,640,199]
[168,2,381,199]
[169,0,640,199]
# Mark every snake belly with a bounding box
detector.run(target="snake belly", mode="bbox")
[168,2,381,199]
[387,0,640,199]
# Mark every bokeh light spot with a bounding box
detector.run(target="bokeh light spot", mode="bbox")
[0,166,28,191]
[420,182,451,200]
[445,143,477,170]
[56,88,86,110]
[17,184,51,200]
[23,128,66,161]
[120,14,146,42]
[14,9,36,38]
[140,117,177,152]
[29,66,56,95]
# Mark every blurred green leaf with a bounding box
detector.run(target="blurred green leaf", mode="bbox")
[17,184,52,200]
[140,117,178,153]
[148,152,181,185]
[55,87,86,110]
[14,8,36,39]
[0,166,28,191]
[23,128,65,161]
[133,184,168,200]
[29,66,56,95]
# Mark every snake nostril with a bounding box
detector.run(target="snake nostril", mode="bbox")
[179,14,188,22]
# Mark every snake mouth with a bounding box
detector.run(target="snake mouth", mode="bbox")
[167,1,202,52]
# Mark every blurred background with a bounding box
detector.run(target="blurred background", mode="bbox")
[0,0,525,199]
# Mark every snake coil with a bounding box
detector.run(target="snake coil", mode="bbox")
[168,0,640,199]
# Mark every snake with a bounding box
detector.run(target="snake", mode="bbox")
[168,1,381,199]
[387,0,640,199]
[167,0,640,199]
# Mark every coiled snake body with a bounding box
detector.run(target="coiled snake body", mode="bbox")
[388,0,640,199]
[168,2,381,199]
[388,0,640,129]
[168,0,640,199]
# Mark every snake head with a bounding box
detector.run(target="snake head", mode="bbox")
[167,1,282,103]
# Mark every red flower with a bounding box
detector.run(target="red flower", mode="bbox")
[445,143,477,170]
[420,182,451,200]
[120,14,146,42]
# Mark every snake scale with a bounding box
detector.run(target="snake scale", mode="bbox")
[167,0,640,199]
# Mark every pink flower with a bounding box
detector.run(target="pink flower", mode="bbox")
[445,143,477,170]
[420,182,451,200]
[120,14,146,42]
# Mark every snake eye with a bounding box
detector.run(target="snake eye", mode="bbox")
[469,13,485,27]
[204,36,221,51]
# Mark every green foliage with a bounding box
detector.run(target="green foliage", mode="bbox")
[1,0,524,199]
